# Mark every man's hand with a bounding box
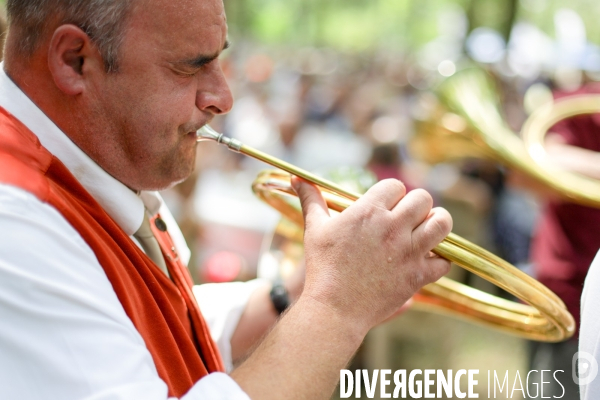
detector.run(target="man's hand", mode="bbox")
[292,177,452,334]
[232,177,452,400]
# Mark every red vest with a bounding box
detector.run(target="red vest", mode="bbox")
[0,107,224,397]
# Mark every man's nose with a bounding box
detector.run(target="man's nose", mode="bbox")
[196,62,233,115]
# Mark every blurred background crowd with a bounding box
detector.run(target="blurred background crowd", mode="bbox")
[171,2,600,398]
[172,0,600,285]
[2,0,599,398]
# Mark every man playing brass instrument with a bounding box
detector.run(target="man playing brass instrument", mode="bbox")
[0,0,452,399]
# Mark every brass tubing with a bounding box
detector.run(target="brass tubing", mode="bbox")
[198,127,575,342]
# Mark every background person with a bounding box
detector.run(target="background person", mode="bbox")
[505,83,600,398]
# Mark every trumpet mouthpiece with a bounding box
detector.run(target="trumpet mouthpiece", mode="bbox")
[196,125,242,152]
[196,125,222,142]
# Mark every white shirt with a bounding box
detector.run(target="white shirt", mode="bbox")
[0,65,255,399]
[579,250,600,399]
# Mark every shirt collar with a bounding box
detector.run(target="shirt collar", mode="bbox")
[0,63,151,236]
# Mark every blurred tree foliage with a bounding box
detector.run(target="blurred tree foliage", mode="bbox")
[1,0,600,49]
[224,0,600,50]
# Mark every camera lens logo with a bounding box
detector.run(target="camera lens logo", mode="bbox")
[574,352,599,385]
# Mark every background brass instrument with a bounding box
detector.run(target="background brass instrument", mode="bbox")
[197,125,575,342]
[411,67,600,208]
[522,93,600,181]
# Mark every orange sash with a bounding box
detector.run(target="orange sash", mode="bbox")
[0,107,224,397]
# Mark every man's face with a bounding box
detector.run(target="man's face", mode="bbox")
[89,0,232,191]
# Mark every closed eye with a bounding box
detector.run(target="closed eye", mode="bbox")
[171,66,203,78]
[171,40,230,73]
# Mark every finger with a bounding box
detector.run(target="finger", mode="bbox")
[422,256,452,283]
[411,207,453,254]
[355,179,406,211]
[391,188,433,228]
[291,176,330,229]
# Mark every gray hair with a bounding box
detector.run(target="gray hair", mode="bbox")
[6,0,136,72]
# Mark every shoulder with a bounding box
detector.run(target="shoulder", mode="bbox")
[0,184,166,399]
[0,183,121,307]
[0,183,93,257]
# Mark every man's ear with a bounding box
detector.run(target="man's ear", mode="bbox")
[47,24,104,96]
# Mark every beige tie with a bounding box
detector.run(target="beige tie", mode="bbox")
[133,211,170,278]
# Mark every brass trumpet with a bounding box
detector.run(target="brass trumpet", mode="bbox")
[197,125,575,342]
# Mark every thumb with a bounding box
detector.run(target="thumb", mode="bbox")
[291,176,330,229]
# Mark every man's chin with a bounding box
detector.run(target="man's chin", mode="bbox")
[135,173,192,192]
[132,161,194,192]
[163,173,192,190]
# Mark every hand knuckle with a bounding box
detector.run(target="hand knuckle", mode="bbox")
[433,208,453,236]
[421,267,438,285]
[407,267,426,291]
[383,221,402,243]
[431,217,448,239]
[413,188,433,205]
[354,202,381,223]
[385,179,405,193]
[431,260,452,280]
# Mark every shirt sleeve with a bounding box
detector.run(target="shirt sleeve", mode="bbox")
[0,184,249,400]
[155,190,269,370]
[193,279,269,371]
